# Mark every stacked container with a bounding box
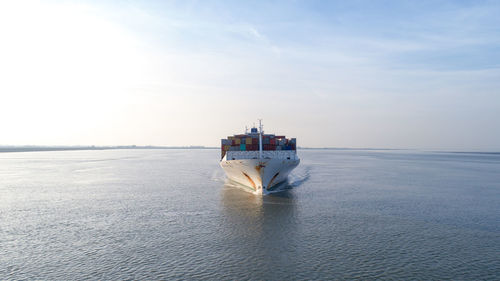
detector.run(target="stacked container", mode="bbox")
[221,138,232,158]
[221,131,297,159]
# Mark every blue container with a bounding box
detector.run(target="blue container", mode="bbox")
[240,144,246,151]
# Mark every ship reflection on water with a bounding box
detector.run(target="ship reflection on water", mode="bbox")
[220,183,299,267]
[221,182,298,268]
[220,181,298,213]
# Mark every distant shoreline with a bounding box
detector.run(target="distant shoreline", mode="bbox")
[0,146,217,153]
[0,145,403,153]
[0,146,498,154]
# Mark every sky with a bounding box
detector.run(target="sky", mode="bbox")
[1,0,499,150]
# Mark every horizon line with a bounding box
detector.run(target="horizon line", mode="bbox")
[0,145,498,154]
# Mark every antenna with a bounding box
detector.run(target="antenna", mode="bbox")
[245,125,248,134]
[258,119,263,159]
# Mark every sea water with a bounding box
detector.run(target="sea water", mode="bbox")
[1,149,499,280]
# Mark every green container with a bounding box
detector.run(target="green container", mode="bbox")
[240,143,246,151]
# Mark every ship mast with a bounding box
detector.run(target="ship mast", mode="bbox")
[258,119,263,159]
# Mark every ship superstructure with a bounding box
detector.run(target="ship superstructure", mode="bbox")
[220,121,300,194]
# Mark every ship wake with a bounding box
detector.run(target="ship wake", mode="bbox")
[211,169,226,183]
[266,165,311,194]
[286,165,311,188]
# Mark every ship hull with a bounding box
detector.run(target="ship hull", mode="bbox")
[220,157,300,194]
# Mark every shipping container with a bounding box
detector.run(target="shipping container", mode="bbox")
[235,139,241,145]
[240,143,246,151]
[246,138,252,145]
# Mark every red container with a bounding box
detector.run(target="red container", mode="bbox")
[270,139,276,145]
[264,144,276,150]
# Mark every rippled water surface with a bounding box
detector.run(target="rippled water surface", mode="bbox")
[1,149,499,280]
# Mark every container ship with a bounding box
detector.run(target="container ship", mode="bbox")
[220,121,300,194]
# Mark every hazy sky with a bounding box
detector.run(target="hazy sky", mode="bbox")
[1,0,499,150]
